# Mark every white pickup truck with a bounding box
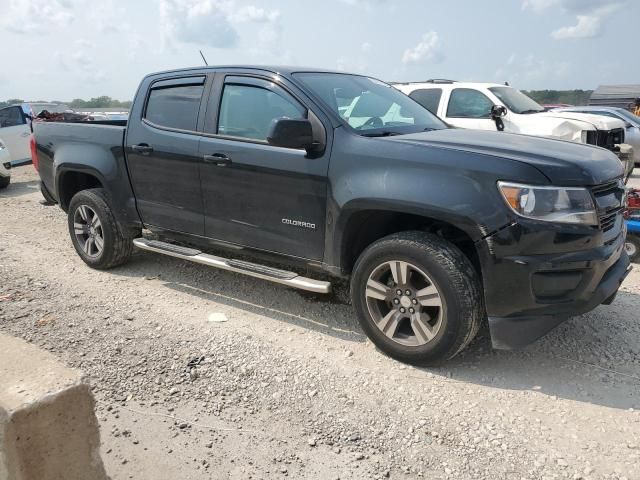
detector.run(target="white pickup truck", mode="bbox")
[393,80,632,175]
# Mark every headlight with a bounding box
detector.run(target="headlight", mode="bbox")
[498,181,598,225]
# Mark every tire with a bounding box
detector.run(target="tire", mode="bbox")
[625,234,640,263]
[0,175,9,189]
[67,188,134,269]
[350,231,483,365]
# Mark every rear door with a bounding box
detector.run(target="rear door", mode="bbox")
[125,75,209,236]
[0,106,31,164]
[441,88,496,130]
[198,74,330,260]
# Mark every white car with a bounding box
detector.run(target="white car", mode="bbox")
[0,138,11,189]
[394,80,627,149]
[0,104,32,166]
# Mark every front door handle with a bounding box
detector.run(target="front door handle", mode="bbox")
[203,153,232,167]
[131,143,154,154]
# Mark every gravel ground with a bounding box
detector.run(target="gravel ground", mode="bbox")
[1,166,639,480]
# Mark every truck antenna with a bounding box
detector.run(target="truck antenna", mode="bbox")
[199,50,208,66]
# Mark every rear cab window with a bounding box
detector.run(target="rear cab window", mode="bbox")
[0,107,27,128]
[409,88,442,115]
[144,77,206,132]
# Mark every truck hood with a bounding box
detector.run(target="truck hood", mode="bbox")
[384,128,623,186]
[537,111,626,131]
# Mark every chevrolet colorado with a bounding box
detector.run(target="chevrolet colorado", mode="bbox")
[32,66,631,364]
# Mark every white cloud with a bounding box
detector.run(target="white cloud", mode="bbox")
[494,54,570,86]
[523,0,625,39]
[160,0,239,48]
[159,0,281,50]
[361,42,372,53]
[230,5,280,23]
[2,0,75,34]
[401,32,444,65]
[551,14,601,39]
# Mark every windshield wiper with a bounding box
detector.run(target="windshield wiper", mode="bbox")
[361,131,400,137]
[519,109,544,114]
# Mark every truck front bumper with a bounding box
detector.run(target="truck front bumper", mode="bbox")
[478,221,631,350]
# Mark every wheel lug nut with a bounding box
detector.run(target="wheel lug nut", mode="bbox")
[412,298,418,305]
[399,307,406,314]
[405,290,411,296]
[396,289,403,296]
[393,298,400,305]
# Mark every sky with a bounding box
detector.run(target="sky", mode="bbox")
[0,0,637,101]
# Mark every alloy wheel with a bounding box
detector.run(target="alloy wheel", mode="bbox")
[73,205,104,258]
[365,260,444,347]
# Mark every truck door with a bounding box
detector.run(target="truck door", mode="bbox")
[0,106,31,164]
[442,88,496,131]
[198,75,330,260]
[125,76,207,236]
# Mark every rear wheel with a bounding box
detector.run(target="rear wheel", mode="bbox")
[351,231,483,365]
[67,188,134,269]
[0,175,9,189]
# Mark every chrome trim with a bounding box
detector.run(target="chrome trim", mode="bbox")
[133,238,331,294]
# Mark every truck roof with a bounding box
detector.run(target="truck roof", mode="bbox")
[144,65,349,79]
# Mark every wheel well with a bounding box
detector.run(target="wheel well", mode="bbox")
[58,172,103,211]
[341,210,481,278]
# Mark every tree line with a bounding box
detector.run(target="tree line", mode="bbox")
[0,96,132,110]
[522,90,593,106]
[1,90,594,111]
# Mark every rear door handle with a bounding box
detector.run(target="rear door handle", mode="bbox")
[203,153,232,167]
[131,143,154,154]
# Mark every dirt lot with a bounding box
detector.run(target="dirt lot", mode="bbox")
[1,166,639,480]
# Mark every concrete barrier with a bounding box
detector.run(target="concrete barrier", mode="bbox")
[0,333,107,480]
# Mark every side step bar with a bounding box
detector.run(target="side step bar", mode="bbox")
[133,238,331,294]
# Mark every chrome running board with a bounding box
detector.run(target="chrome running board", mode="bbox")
[133,238,331,294]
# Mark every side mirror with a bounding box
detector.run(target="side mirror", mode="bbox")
[267,118,314,150]
[491,105,507,118]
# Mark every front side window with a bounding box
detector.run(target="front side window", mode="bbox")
[294,72,446,136]
[0,107,26,128]
[409,88,442,115]
[145,84,204,131]
[217,84,305,141]
[446,88,494,118]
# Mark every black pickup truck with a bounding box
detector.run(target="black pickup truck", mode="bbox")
[32,66,631,364]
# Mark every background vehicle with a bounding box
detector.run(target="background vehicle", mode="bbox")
[394,80,627,148]
[0,105,32,166]
[0,139,10,189]
[625,189,640,263]
[32,66,630,365]
[0,103,73,168]
[552,106,640,167]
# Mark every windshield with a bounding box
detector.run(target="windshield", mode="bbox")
[488,87,544,114]
[293,73,447,136]
[616,108,640,125]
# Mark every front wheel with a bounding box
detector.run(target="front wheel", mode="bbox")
[625,234,640,263]
[351,231,483,365]
[67,188,134,269]
[0,175,9,189]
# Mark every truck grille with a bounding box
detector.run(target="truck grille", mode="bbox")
[585,128,625,150]
[591,180,625,232]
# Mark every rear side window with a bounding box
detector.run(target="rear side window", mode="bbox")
[446,88,493,118]
[0,107,26,128]
[145,84,204,131]
[217,84,305,141]
[409,88,442,115]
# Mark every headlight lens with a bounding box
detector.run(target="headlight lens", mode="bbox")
[498,181,598,225]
